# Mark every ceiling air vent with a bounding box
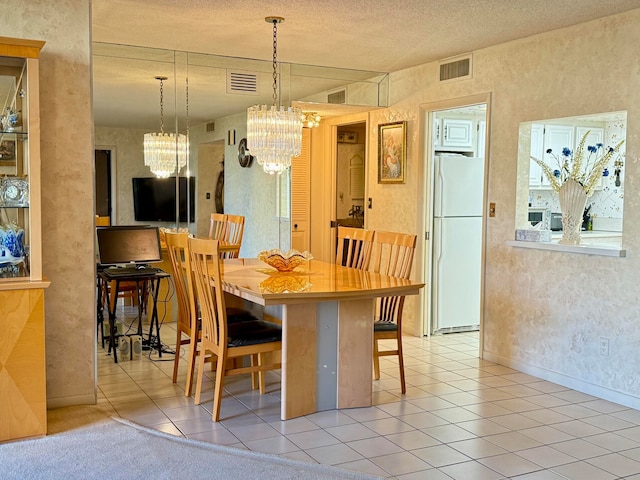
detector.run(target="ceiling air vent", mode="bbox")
[226,70,258,95]
[328,89,346,104]
[439,54,472,82]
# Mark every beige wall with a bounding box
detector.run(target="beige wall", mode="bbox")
[1,0,95,407]
[8,1,640,411]
[367,9,640,407]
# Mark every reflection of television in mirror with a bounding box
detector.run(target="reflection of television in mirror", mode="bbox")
[132,177,195,223]
[97,226,162,265]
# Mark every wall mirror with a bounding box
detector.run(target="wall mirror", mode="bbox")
[92,42,388,252]
[516,111,627,243]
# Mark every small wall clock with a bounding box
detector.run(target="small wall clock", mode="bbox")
[237,137,253,168]
[0,177,29,207]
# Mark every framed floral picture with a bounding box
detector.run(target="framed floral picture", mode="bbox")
[0,140,16,166]
[378,121,406,184]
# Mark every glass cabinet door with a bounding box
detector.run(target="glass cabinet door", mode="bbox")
[0,37,44,282]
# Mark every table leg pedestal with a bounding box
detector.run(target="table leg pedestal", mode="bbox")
[280,299,374,420]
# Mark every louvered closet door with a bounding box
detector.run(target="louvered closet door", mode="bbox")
[291,128,311,252]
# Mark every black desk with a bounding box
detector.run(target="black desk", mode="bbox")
[97,267,170,363]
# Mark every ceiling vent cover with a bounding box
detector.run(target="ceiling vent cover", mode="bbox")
[439,54,472,82]
[328,89,346,104]
[227,70,258,95]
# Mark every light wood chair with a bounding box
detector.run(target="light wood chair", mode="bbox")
[209,213,227,240]
[369,230,417,394]
[95,215,111,227]
[188,237,282,421]
[165,232,200,396]
[335,226,374,269]
[166,232,256,397]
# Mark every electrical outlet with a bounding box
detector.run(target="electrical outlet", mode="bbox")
[599,337,610,356]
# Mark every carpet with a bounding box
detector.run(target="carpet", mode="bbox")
[0,417,384,480]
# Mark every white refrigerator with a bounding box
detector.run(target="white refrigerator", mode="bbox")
[432,155,484,332]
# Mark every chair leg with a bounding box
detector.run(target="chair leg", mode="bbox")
[184,334,198,397]
[397,334,406,394]
[212,351,227,422]
[172,330,182,384]
[373,337,381,380]
[258,353,266,394]
[250,354,258,390]
[194,344,207,405]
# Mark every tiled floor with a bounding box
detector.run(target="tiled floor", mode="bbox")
[95,310,640,479]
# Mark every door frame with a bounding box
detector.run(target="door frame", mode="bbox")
[95,145,117,224]
[320,111,371,264]
[418,93,491,353]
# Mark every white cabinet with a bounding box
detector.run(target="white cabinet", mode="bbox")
[529,124,544,187]
[540,125,573,187]
[529,124,605,189]
[441,118,473,148]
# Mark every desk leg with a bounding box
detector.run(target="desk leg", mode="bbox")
[105,279,119,363]
[147,277,162,357]
[96,277,105,348]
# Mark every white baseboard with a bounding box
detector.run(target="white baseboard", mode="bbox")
[483,351,640,410]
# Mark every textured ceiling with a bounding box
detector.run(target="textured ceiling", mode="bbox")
[91,0,640,129]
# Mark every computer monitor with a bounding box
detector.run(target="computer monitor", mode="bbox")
[96,226,162,266]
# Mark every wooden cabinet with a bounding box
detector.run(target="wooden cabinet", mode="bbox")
[0,36,50,442]
[291,128,310,252]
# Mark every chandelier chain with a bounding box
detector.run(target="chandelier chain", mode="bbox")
[159,77,165,133]
[272,18,278,106]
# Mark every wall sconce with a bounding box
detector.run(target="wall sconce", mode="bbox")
[301,112,321,128]
[227,129,236,146]
[614,157,624,187]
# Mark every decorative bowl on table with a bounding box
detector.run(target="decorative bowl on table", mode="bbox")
[257,248,313,272]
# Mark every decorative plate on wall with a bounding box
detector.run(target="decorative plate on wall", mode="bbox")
[237,137,253,168]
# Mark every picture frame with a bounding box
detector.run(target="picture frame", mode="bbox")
[0,140,16,166]
[378,121,406,184]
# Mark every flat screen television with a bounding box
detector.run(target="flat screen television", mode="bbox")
[132,177,195,223]
[96,226,162,265]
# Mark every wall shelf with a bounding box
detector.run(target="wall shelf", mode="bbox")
[506,239,625,257]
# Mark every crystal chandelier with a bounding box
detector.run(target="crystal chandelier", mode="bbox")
[247,17,303,175]
[301,112,321,128]
[144,76,188,178]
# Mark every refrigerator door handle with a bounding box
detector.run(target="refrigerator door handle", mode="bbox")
[435,159,445,217]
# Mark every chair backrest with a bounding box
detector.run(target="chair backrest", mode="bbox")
[336,226,374,270]
[224,214,245,257]
[369,230,417,323]
[209,213,227,240]
[369,231,417,279]
[165,232,197,336]
[188,237,227,349]
[96,215,110,226]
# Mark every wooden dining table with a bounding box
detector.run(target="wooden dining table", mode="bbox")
[220,258,425,420]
